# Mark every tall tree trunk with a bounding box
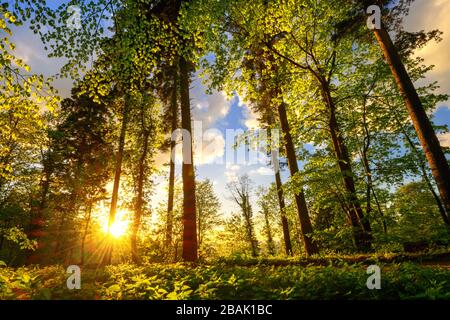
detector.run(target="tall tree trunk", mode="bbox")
[131,130,150,264]
[53,212,66,261]
[373,25,450,221]
[197,207,202,249]
[103,96,130,265]
[244,202,258,257]
[197,205,206,260]
[262,204,275,255]
[165,67,178,254]
[320,80,373,251]
[360,98,387,234]
[0,219,9,252]
[179,57,198,262]
[80,202,93,265]
[271,148,293,256]
[277,102,319,256]
[26,160,51,264]
[54,165,82,264]
[362,152,387,233]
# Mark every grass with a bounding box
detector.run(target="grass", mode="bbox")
[1,252,449,300]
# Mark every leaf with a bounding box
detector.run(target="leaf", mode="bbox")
[166,291,178,300]
[108,284,121,292]
[21,274,31,283]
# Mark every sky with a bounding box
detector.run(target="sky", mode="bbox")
[10,0,450,217]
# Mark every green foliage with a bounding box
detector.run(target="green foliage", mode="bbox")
[1,227,37,251]
[1,260,449,300]
[1,6,58,180]
[196,179,222,258]
[387,181,450,243]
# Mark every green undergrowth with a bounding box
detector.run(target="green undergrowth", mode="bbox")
[214,249,450,267]
[1,257,449,300]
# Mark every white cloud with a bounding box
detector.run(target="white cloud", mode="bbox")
[243,107,260,130]
[235,94,261,129]
[226,164,240,171]
[194,129,225,164]
[404,0,450,107]
[154,127,226,168]
[14,41,47,65]
[191,76,232,128]
[438,132,450,147]
[249,166,274,176]
[224,163,240,182]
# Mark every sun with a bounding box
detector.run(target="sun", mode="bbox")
[101,210,130,238]
[107,220,128,238]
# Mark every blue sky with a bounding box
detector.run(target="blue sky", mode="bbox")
[9,0,450,216]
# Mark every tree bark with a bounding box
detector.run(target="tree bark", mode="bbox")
[54,160,83,263]
[360,123,387,233]
[165,67,178,254]
[80,202,92,265]
[53,212,66,261]
[373,25,450,222]
[197,207,202,249]
[271,149,293,256]
[103,96,130,265]
[131,129,150,264]
[320,80,373,251]
[243,200,258,258]
[277,102,319,256]
[26,157,52,264]
[262,204,275,255]
[179,57,198,262]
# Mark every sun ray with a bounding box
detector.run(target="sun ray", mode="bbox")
[100,209,131,239]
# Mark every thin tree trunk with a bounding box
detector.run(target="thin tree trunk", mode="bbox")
[362,151,387,233]
[262,204,275,255]
[329,103,373,250]
[80,202,93,265]
[166,67,178,253]
[197,207,202,250]
[400,123,450,226]
[365,161,372,216]
[277,102,318,256]
[174,239,179,262]
[272,154,293,256]
[54,176,81,263]
[244,202,258,257]
[360,97,387,234]
[27,153,53,264]
[421,166,450,227]
[103,96,130,265]
[0,220,8,252]
[131,130,150,263]
[373,25,450,221]
[179,57,198,262]
[53,212,66,261]
[320,80,373,251]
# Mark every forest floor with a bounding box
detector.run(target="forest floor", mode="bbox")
[1,251,450,300]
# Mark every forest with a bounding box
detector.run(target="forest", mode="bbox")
[1,0,450,301]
